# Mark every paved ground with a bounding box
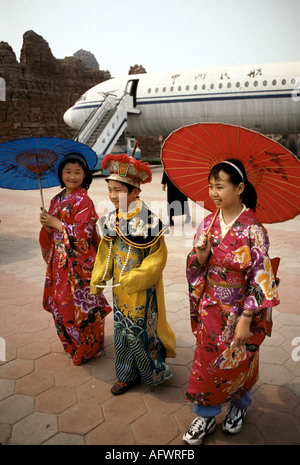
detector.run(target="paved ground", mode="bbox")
[0,165,300,446]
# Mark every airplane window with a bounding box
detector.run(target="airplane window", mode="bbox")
[245,81,249,87]
[227,82,231,88]
[282,79,286,85]
[236,82,240,88]
[186,85,190,91]
[163,87,166,92]
[155,88,159,93]
[147,88,151,93]
[178,86,182,91]
[254,81,258,86]
[219,83,223,89]
[202,84,206,90]
[272,80,277,85]
[170,86,174,92]
[210,84,214,89]
[263,80,267,86]
[194,85,198,90]
[291,78,296,85]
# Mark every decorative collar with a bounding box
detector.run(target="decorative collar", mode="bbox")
[99,200,169,249]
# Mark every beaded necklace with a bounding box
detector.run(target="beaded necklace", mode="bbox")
[96,241,132,288]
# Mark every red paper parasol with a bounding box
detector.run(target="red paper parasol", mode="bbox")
[161,122,300,223]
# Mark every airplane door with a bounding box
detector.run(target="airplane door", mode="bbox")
[125,79,139,106]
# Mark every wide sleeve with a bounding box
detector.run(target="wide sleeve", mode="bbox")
[119,237,167,295]
[186,246,208,336]
[90,238,113,295]
[39,227,53,263]
[244,224,280,312]
[61,196,98,259]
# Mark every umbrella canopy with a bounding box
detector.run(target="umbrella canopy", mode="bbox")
[161,122,300,224]
[0,136,98,190]
[0,137,98,209]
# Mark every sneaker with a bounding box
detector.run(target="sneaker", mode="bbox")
[222,403,247,434]
[183,415,216,445]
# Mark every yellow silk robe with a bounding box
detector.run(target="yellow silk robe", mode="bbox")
[91,200,176,385]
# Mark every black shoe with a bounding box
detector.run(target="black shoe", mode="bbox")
[111,377,140,395]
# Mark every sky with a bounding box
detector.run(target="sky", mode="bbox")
[0,0,299,77]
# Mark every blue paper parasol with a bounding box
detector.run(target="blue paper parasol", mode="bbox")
[0,136,98,209]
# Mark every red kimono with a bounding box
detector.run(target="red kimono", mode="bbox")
[40,187,112,365]
[186,208,279,406]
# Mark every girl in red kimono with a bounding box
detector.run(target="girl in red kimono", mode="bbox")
[183,159,279,445]
[39,153,111,365]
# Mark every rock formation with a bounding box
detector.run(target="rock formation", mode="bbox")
[0,30,110,143]
[129,64,146,75]
[73,49,100,70]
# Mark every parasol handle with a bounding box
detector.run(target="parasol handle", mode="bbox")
[37,174,45,211]
[206,207,220,236]
[197,207,220,250]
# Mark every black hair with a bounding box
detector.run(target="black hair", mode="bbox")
[209,158,257,211]
[106,178,139,193]
[58,152,93,189]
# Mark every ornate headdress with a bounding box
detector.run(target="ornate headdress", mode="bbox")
[102,153,152,189]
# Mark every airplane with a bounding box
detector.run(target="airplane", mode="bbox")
[63,61,300,170]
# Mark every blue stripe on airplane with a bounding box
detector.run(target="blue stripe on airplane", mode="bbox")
[73,91,294,111]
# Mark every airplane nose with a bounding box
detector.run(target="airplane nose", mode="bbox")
[63,108,74,127]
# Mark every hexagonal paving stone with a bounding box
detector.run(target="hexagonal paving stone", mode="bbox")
[256,410,300,444]
[43,432,85,445]
[59,402,104,435]
[15,370,55,396]
[0,378,15,401]
[131,413,180,445]
[35,352,71,372]
[0,394,34,424]
[102,392,147,424]
[254,384,300,413]
[36,386,77,414]
[144,385,185,414]
[259,363,294,385]
[10,412,58,445]
[76,378,113,404]
[18,341,51,360]
[55,365,92,387]
[0,358,34,380]
[85,421,136,445]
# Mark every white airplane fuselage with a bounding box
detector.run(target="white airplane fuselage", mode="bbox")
[64,61,300,137]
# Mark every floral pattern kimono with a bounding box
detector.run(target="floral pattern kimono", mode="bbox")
[186,208,279,406]
[39,187,112,365]
[91,199,176,385]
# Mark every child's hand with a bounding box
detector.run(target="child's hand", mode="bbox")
[40,209,62,232]
[195,234,211,265]
[233,318,251,347]
[40,209,52,233]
